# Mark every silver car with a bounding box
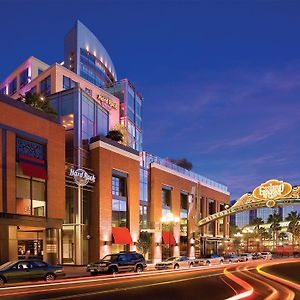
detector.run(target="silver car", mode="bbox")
[199,254,224,266]
[261,252,272,260]
[239,253,253,262]
[155,256,193,270]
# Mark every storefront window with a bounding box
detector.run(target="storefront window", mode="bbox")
[16,175,46,217]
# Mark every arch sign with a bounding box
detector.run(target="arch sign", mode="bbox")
[198,179,300,227]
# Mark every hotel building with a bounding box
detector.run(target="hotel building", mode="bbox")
[0,21,230,265]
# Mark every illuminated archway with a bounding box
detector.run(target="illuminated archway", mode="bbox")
[198,179,300,226]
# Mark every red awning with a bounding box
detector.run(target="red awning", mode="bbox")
[19,161,48,180]
[112,227,132,244]
[162,231,176,245]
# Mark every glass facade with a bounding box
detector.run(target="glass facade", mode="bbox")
[112,173,128,228]
[48,88,110,264]
[80,48,114,88]
[105,80,143,151]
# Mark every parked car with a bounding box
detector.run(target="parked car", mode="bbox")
[155,256,194,270]
[261,252,272,260]
[0,260,65,286]
[199,254,224,266]
[239,253,253,262]
[252,252,262,260]
[225,254,240,264]
[86,251,147,275]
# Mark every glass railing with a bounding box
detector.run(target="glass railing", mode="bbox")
[140,151,228,193]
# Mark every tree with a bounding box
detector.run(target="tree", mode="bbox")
[278,232,288,244]
[285,211,300,247]
[136,231,152,259]
[229,224,239,237]
[106,130,123,142]
[232,238,241,254]
[168,158,193,170]
[268,213,282,250]
[251,217,264,231]
[23,92,57,118]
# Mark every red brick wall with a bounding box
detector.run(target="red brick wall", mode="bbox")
[0,101,65,220]
[90,141,140,261]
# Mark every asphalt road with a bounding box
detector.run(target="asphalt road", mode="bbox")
[1,259,300,300]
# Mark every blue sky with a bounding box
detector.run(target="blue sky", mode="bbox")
[1,0,300,199]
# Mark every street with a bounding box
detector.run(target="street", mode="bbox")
[1,258,300,300]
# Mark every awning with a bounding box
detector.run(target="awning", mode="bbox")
[112,227,132,244]
[19,154,47,180]
[162,231,176,245]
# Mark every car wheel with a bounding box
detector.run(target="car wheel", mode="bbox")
[0,276,5,287]
[220,260,224,265]
[90,271,98,276]
[206,261,211,266]
[108,266,118,275]
[174,264,179,269]
[229,260,232,264]
[45,273,56,282]
[135,265,143,273]
[246,258,248,261]
[189,263,193,268]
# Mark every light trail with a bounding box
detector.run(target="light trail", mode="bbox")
[257,262,300,292]
[223,266,254,300]
[0,266,227,298]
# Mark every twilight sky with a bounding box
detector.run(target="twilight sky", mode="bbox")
[1,0,300,199]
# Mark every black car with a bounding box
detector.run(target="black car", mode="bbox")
[0,260,65,286]
[87,251,147,275]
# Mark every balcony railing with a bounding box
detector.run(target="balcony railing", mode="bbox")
[140,151,228,193]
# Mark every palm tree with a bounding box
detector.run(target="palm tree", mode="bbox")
[278,232,288,244]
[268,213,282,250]
[285,211,300,247]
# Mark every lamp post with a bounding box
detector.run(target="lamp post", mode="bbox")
[242,228,254,252]
[161,212,180,258]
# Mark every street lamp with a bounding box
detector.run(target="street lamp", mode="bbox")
[161,212,180,258]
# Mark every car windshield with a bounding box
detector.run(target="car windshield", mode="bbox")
[101,255,118,262]
[166,257,177,262]
[0,261,16,270]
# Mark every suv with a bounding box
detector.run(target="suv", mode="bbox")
[87,252,147,275]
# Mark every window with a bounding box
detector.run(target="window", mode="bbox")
[0,87,6,95]
[38,68,44,75]
[112,174,127,228]
[9,77,17,95]
[20,68,29,87]
[63,76,78,90]
[96,106,109,136]
[40,75,51,96]
[162,187,171,208]
[16,137,46,217]
[16,176,46,217]
[112,176,126,197]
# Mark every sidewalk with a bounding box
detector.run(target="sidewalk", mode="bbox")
[63,264,156,278]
